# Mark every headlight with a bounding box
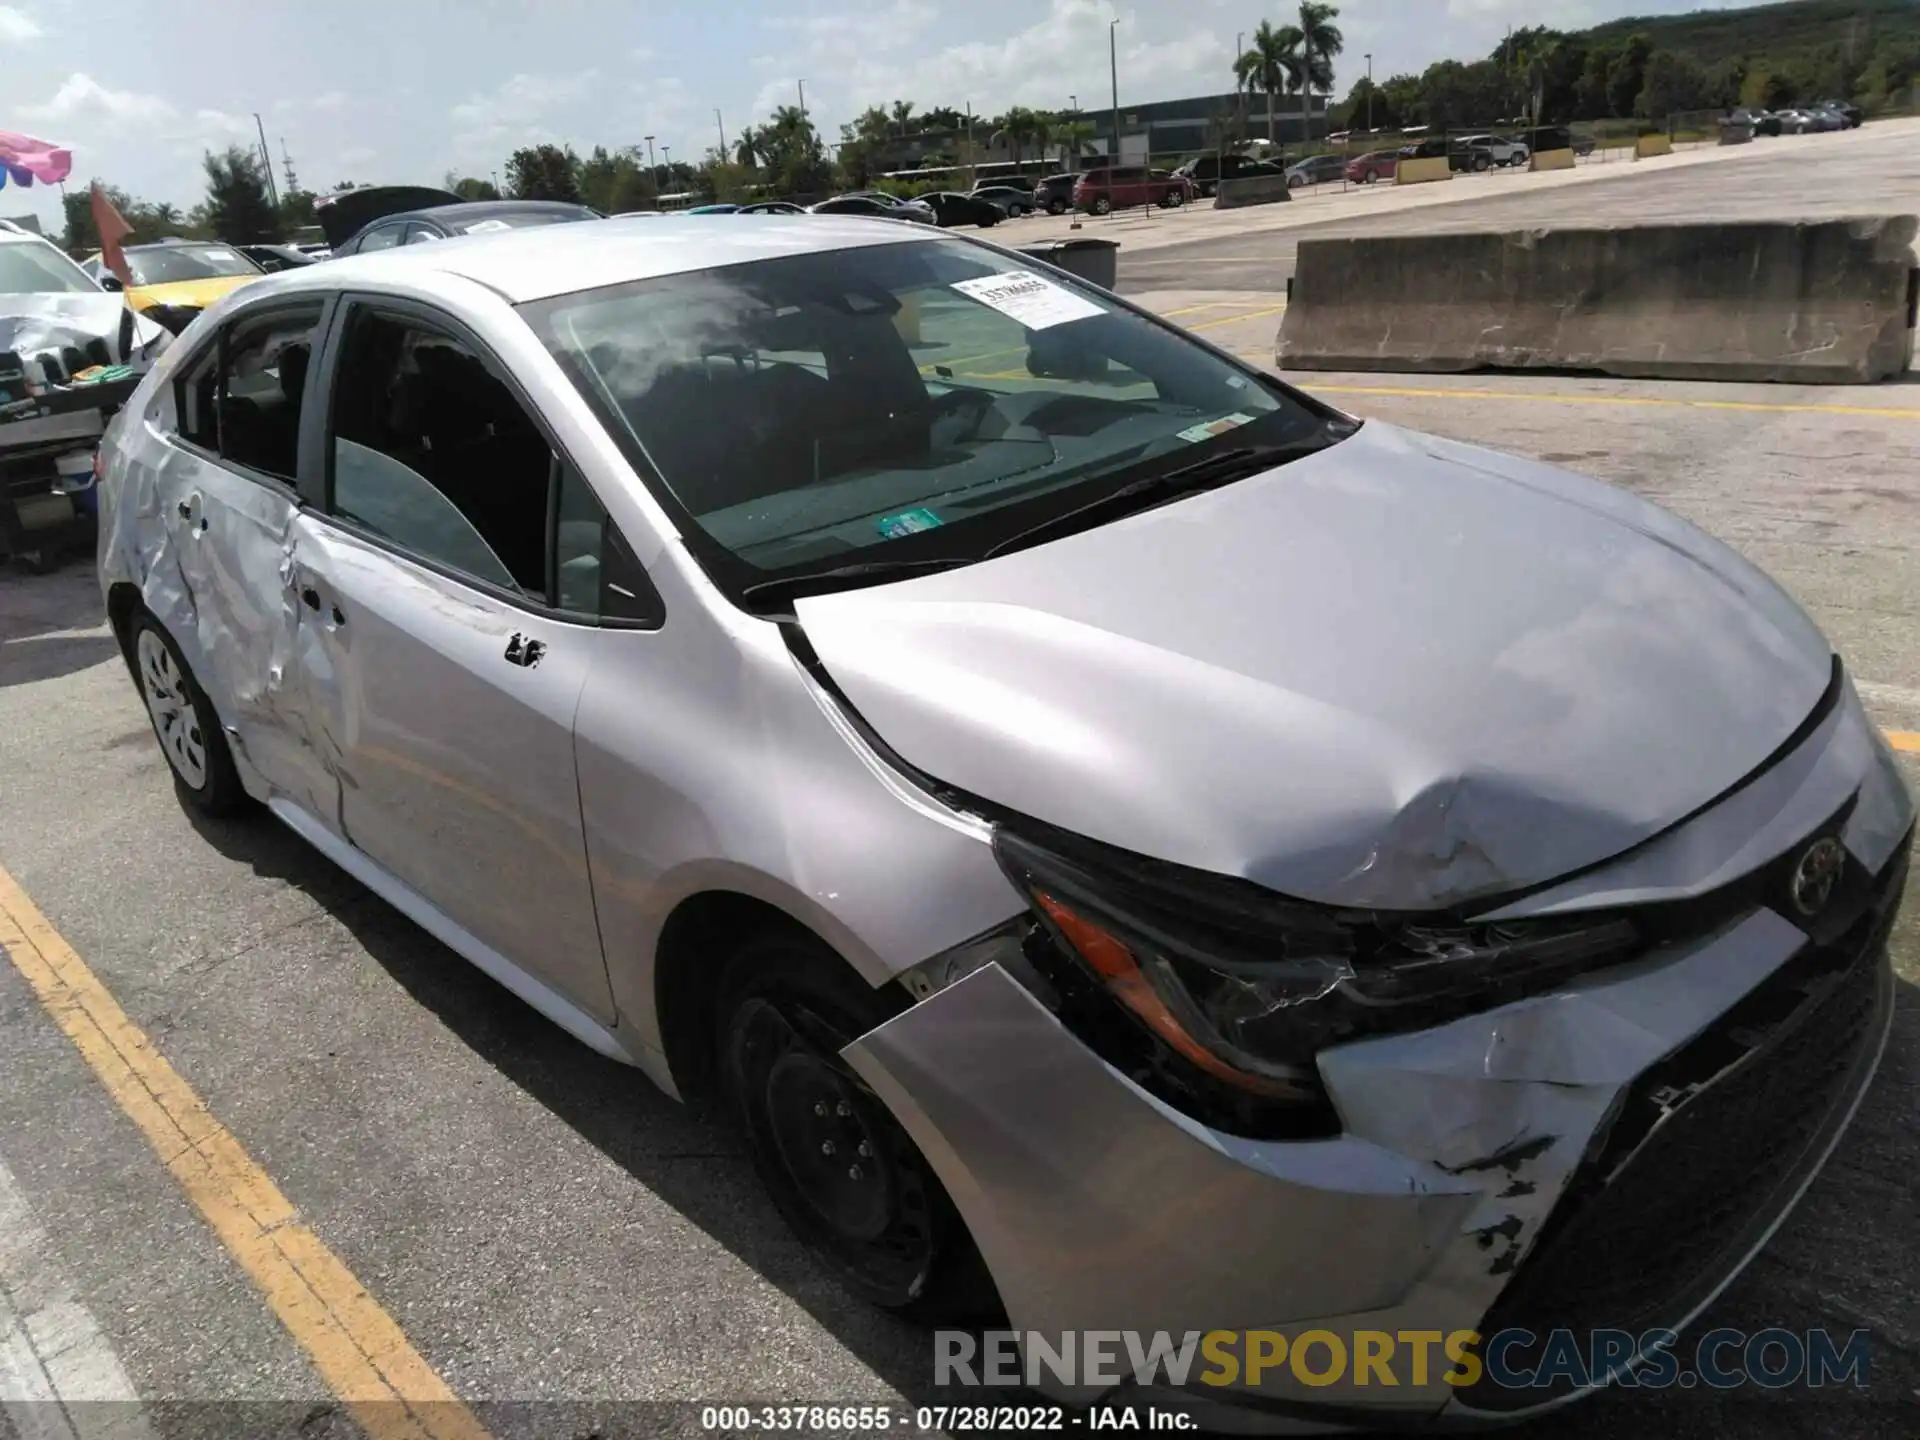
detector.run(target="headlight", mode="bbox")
[144,304,202,336]
[993,823,1640,1129]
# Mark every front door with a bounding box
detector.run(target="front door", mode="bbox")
[291,299,614,1020]
[159,298,339,827]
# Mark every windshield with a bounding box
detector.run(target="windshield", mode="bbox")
[450,208,594,235]
[0,241,98,295]
[518,233,1342,602]
[124,244,261,286]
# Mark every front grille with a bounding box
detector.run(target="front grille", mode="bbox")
[1457,832,1908,1413]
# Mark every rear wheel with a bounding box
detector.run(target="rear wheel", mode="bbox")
[1473,153,1492,172]
[1165,188,1185,207]
[1091,195,1112,215]
[718,935,1000,1323]
[131,612,248,816]
[1046,197,1066,215]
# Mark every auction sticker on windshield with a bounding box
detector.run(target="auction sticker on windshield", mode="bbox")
[1175,413,1256,443]
[952,272,1105,330]
[878,507,944,538]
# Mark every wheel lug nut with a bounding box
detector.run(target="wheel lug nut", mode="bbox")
[835,1101,851,1117]
[821,1141,835,1156]
[857,1141,871,1158]
[813,1102,828,1117]
[848,1165,863,1180]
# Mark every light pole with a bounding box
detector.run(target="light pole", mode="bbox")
[1365,53,1373,132]
[1109,18,1121,166]
[644,135,656,174]
[797,79,807,121]
[1235,30,1244,127]
[715,109,727,156]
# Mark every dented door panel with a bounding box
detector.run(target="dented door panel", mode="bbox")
[124,422,338,824]
[288,515,615,1022]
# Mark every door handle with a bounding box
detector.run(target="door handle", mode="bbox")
[300,586,320,611]
[176,496,207,532]
[503,632,546,669]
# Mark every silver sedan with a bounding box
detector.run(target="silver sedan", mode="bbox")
[96,217,1912,1427]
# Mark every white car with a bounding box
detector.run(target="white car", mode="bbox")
[1455,134,1531,169]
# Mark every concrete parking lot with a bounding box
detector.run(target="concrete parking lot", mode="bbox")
[2,118,1918,1440]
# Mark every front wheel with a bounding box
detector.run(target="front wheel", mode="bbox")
[1046,197,1066,215]
[718,935,1000,1322]
[1091,196,1112,215]
[1165,188,1185,207]
[131,612,249,816]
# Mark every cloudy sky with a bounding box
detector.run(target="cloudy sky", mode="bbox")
[2,0,1758,231]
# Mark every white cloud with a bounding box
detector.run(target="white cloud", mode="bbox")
[22,73,176,127]
[336,145,377,167]
[0,6,41,42]
[449,69,600,160]
[311,90,350,113]
[766,0,934,52]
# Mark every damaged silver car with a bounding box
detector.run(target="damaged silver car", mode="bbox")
[96,218,1912,1427]
[1,220,170,569]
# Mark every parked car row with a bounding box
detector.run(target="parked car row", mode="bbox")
[1728,100,1863,135]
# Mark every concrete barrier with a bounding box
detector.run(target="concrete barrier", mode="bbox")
[1634,133,1674,159]
[1529,148,1576,172]
[1276,218,1919,384]
[1213,175,1293,209]
[1395,156,1452,185]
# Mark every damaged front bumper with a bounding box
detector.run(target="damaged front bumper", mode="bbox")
[842,685,1913,1430]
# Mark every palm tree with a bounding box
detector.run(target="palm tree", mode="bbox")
[889,99,915,135]
[990,106,1042,165]
[1297,2,1344,140]
[1054,118,1094,168]
[734,127,763,169]
[1236,21,1304,145]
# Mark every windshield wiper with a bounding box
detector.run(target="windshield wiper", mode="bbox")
[982,431,1348,561]
[739,555,979,611]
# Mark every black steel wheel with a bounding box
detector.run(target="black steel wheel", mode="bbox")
[718,936,1000,1322]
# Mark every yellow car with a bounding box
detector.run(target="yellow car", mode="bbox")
[83,240,268,335]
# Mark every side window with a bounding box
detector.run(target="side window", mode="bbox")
[552,464,663,623]
[402,224,442,245]
[173,306,322,481]
[356,223,405,253]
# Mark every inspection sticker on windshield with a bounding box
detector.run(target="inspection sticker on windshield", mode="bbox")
[877,507,944,539]
[1175,412,1256,444]
[952,272,1105,330]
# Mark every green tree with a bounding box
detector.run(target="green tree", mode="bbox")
[889,99,915,134]
[1607,33,1654,116]
[1236,19,1305,144]
[1297,1,1344,136]
[578,146,655,212]
[1053,117,1095,167]
[202,145,283,243]
[990,105,1044,164]
[1636,49,1709,118]
[446,175,503,201]
[277,189,317,232]
[505,144,583,202]
[757,104,833,196]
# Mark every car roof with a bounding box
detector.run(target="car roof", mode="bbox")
[375,200,596,229]
[255,213,939,304]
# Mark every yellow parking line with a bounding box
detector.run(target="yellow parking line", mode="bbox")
[1888,730,1920,753]
[1188,302,1289,331]
[1298,383,1920,422]
[0,864,491,1440]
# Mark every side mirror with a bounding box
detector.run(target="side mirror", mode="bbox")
[100,274,125,293]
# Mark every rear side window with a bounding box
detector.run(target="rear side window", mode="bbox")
[355,223,406,253]
[174,305,323,482]
[323,306,660,622]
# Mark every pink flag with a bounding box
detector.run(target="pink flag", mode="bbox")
[0,130,74,186]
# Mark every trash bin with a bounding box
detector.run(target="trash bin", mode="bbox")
[1015,238,1120,292]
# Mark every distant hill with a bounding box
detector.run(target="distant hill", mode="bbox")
[1582,0,1920,71]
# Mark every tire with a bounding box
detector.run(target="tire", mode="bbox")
[1046,198,1065,215]
[130,611,248,816]
[1166,188,1185,207]
[1009,204,1027,218]
[1473,154,1491,172]
[1091,196,1112,215]
[717,934,1000,1323]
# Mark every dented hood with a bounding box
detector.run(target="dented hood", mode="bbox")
[794,421,1834,910]
[0,290,168,367]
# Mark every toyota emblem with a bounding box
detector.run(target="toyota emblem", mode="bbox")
[1788,837,1847,917]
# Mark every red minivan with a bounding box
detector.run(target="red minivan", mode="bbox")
[1072,167,1194,215]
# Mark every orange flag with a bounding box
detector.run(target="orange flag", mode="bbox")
[90,182,134,287]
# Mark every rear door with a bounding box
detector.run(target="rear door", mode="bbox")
[288,294,648,1020]
[153,297,339,826]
